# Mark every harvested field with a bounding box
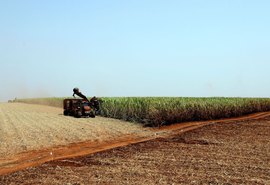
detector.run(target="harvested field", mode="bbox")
[0,103,153,158]
[0,102,270,184]
[1,116,270,184]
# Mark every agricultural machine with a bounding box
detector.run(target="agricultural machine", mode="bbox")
[63,88,101,118]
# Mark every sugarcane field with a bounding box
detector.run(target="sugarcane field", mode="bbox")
[1,1,270,184]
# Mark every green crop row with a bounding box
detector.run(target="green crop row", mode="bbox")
[100,97,270,126]
[14,97,270,127]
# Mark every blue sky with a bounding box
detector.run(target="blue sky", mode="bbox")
[0,0,269,101]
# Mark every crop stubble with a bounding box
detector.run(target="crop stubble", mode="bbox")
[1,115,270,184]
[1,102,270,184]
[0,103,153,158]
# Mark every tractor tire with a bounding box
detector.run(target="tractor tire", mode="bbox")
[75,111,82,118]
[90,111,96,118]
[63,110,69,116]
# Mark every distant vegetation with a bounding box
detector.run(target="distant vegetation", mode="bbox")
[14,97,270,127]
[15,97,64,108]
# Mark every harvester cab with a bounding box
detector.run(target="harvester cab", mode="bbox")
[63,88,101,118]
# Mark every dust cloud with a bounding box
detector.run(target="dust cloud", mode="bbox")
[0,81,52,103]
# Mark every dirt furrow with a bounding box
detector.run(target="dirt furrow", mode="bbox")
[1,103,270,176]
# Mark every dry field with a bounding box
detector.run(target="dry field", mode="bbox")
[0,103,270,184]
[0,103,154,158]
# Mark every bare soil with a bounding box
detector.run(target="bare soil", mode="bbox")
[0,103,270,184]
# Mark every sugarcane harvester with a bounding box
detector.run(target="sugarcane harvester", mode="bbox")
[63,88,101,118]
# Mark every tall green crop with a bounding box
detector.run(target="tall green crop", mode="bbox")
[14,97,270,127]
[99,97,270,126]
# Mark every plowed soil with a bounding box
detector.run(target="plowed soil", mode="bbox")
[0,103,270,184]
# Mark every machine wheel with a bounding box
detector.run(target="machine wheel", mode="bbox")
[75,111,82,118]
[90,111,96,118]
[63,110,69,116]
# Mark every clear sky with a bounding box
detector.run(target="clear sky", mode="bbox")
[0,0,269,102]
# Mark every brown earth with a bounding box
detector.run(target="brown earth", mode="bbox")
[0,103,270,184]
